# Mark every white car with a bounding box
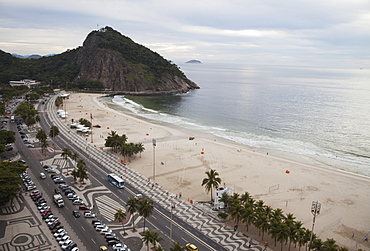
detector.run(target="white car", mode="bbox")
[54,230,67,237]
[61,240,73,249]
[113,243,127,251]
[72,199,84,205]
[56,233,68,241]
[100,229,112,235]
[96,226,109,232]
[84,212,96,218]
[58,236,70,245]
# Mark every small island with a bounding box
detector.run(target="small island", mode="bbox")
[186,60,202,64]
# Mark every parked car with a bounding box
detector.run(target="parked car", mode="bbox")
[72,199,84,205]
[107,240,120,246]
[79,205,90,210]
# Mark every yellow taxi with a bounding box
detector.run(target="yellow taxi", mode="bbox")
[99,246,108,251]
[186,243,199,251]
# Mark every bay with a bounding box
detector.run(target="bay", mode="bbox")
[107,63,370,176]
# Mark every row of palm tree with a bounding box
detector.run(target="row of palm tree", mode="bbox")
[104,130,145,161]
[61,148,88,182]
[221,192,347,251]
[200,169,348,251]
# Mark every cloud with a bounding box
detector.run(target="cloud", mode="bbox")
[0,0,369,66]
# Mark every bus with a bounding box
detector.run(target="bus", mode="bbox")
[107,173,125,188]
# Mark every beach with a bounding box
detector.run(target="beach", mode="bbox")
[64,93,370,249]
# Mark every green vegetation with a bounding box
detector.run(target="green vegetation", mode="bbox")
[14,102,39,129]
[78,118,91,128]
[0,130,16,154]
[0,26,187,91]
[114,209,127,235]
[0,49,79,88]
[0,161,27,205]
[141,229,163,251]
[104,131,145,161]
[220,191,348,250]
[138,198,154,232]
[126,197,139,231]
[201,169,222,201]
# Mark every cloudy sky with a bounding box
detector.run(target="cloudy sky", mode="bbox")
[0,0,369,67]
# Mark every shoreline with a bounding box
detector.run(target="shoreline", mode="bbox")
[64,92,370,249]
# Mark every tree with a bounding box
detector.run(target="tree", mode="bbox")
[150,230,163,249]
[229,201,243,225]
[40,138,48,155]
[136,142,145,157]
[126,197,139,231]
[49,125,60,139]
[114,209,127,235]
[138,198,154,232]
[76,159,88,182]
[142,229,163,251]
[0,162,27,205]
[36,129,47,143]
[61,148,72,172]
[201,169,221,202]
[169,242,185,251]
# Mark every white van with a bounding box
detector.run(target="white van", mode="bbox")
[40,172,46,179]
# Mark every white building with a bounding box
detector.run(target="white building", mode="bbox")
[9,79,40,88]
[214,186,234,210]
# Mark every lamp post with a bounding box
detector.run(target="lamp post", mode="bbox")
[90,113,93,143]
[169,194,175,246]
[309,201,321,250]
[152,139,156,181]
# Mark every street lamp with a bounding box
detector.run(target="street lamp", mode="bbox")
[90,113,93,143]
[152,139,156,181]
[309,201,321,250]
[169,194,175,246]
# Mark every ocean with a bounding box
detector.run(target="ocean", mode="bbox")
[105,63,370,177]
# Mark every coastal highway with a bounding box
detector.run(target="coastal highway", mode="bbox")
[33,96,227,251]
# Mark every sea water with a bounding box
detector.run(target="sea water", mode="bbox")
[107,63,370,177]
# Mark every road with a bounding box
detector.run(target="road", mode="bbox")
[16,95,228,251]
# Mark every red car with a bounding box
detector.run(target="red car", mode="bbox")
[79,205,90,210]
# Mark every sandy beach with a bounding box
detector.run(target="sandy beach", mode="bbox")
[64,93,370,249]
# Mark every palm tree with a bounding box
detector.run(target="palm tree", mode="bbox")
[276,223,290,251]
[255,213,270,240]
[49,125,59,140]
[136,142,145,157]
[153,246,164,251]
[150,230,163,249]
[229,201,243,225]
[138,199,154,232]
[201,169,221,202]
[70,169,78,182]
[36,129,47,143]
[241,203,254,231]
[126,197,139,231]
[169,242,185,251]
[240,192,252,204]
[61,148,72,172]
[76,159,88,182]
[219,193,230,212]
[40,139,48,155]
[142,230,153,251]
[322,238,339,251]
[71,152,79,166]
[114,209,127,235]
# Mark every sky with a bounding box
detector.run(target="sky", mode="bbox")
[0,0,369,68]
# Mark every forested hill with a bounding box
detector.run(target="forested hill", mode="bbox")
[0,26,199,94]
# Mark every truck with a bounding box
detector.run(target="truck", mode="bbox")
[53,194,65,207]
